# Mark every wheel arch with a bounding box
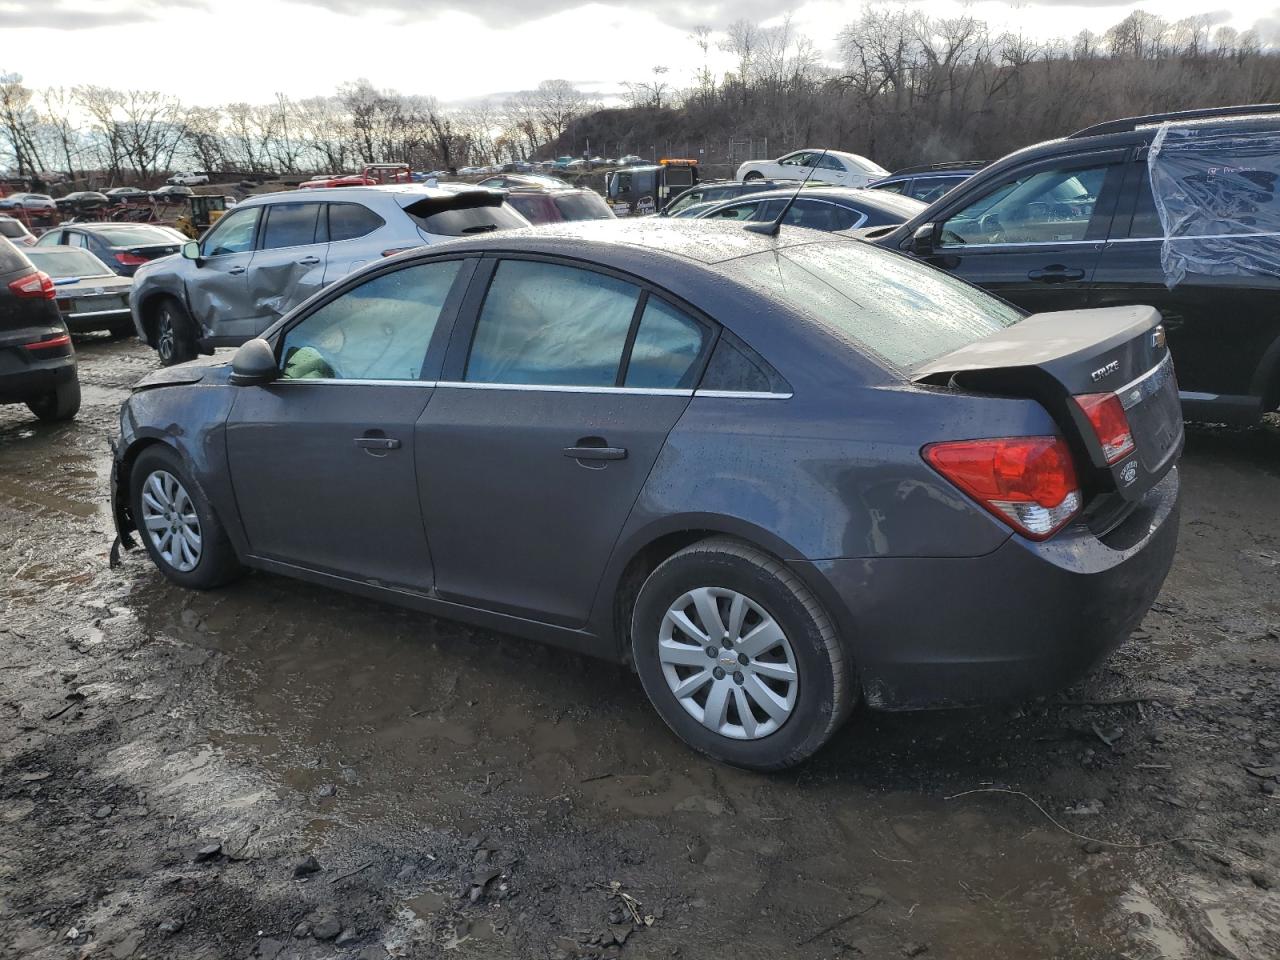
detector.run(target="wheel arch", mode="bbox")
[1251,330,1280,412]
[596,514,819,665]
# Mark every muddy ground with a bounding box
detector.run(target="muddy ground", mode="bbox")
[0,337,1277,960]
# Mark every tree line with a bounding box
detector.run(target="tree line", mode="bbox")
[2,5,1278,186]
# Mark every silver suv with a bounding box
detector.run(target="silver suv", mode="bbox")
[130,185,529,365]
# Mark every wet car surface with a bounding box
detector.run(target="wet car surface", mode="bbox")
[1,337,1278,959]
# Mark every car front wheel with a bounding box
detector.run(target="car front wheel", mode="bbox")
[129,445,242,589]
[154,298,197,366]
[631,538,855,770]
[742,171,763,181]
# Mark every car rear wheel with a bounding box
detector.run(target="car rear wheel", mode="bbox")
[130,446,242,589]
[154,298,197,366]
[26,378,80,422]
[631,538,855,770]
[108,319,134,339]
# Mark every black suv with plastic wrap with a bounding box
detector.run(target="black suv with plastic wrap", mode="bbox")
[867,105,1280,424]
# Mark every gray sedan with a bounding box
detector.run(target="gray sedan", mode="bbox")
[110,219,1182,769]
[25,248,134,335]
[129,185,529,366]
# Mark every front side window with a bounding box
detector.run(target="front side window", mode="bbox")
[908,176,965,204]
[280,260,462,381]
[466,260,639,387]
[667,190,707,215]
[624,298,707,389]
[779,152,812,168]
[940,165,1109,246]
[201,206,260,257]
[261,203,321,250]
[705,202,760,222]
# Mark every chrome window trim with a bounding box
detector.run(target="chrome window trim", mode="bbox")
[1107,232,1280,243]
[694,389,793,400]
[437,381,694,396]
[708,196,869,230]
[938,239,1102,250]
[275,377,438,387]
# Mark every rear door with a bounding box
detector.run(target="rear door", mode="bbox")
[186,204,261,339]
[416,256,712,626]
[923,152,1125,314]
[1089,159,1280,414]
[246,200,328,334]
[225,256,473,589]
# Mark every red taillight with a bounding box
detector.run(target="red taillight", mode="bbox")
[924,436,1082,540]
[8,270,55,300]
[1073,393,1135,465]
[114,251,148,266]
[25,332,71,351]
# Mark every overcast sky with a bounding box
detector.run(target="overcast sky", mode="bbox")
[2,0,1276,105]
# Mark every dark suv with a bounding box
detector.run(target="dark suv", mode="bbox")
[869,105,1280,424]
[0,237,80,421]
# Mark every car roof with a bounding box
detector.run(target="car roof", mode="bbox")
[241,184,496,206]
[64,222,175,235]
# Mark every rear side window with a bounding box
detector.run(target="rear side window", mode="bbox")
[466,260,638,386]
[552,192,613,221]
[727,241,1022,370]
[908,176,965,204]
[261,202,321,250]
[874,180,907,194]
[327,203,384,242]
[782,199,863,231]
[624,299,707,388]
[507,193,560,225]
[0,219,27,239]
[408,200,527,237]
[699,331,790,394]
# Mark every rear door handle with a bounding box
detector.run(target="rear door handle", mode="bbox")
[1028,266,1086,283]
[563,443,627,461]
[228,265,246,275]
[298,256,321,266]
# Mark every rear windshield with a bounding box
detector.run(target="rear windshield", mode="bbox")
[553,192,612,221]
[96,226,177,247]
[407,198,528,237]
[27,249,113,279]
[725,241,1023,370]
[0,219,28,238]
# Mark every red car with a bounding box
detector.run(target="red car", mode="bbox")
[503,187,615,225]
[299,163,413,189]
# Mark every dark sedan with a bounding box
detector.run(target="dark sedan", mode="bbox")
[110,219,1181,769]
[34,223,185,276]
[689,186,926,233]
[0,237,79,421]
[25,248,134,335]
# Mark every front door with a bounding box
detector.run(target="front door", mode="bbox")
[225,257,471,590]
[188,204,261,340]
[925,157,1124,314]
[417,257,711,626]
[245,200,329,335]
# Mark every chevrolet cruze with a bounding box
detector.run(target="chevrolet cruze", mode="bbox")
[110,219,1182,769]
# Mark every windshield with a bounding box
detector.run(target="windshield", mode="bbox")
[553,192,613,221]
[724,241,1023,369]
[26,249,114,279]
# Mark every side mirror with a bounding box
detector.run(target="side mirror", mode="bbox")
[910,223,935,256]
[181,240,201,262]
[229,338,279,386]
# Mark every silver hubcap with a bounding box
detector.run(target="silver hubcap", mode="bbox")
[658,586,798,740]
[140,469,202,572]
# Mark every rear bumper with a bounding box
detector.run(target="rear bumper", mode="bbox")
[0,347,77,404]
[65,307,132,332]
[801,467,1181,710]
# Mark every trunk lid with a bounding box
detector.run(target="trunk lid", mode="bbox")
[914,305,1182,503]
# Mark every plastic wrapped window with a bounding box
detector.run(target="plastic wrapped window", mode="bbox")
[1147,121,1280,288]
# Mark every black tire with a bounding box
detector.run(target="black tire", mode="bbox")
[631,538,855,771]
[154,297,197,366]
[129,445,243,590]
[742,171,764,181]
[108,318,135,339]
[26,377,80,422]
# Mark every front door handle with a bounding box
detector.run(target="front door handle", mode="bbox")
[1027,265,1086,283]
[355,436,401,451]
[564,439,627,461]
[228,265,246,275]
[298,256,321,266]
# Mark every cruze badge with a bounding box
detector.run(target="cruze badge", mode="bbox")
[1152,325,1166,349]
[1090,360,1120,382]
[1120,461,1138,485]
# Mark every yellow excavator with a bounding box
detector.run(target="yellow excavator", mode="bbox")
[174,195,228,239]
